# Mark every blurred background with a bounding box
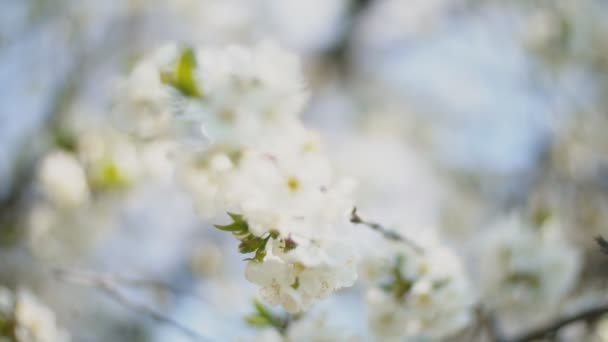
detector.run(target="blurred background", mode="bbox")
[2,0,608,341]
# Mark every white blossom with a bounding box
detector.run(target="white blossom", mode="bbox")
[76,126,141,191]
[191,41,308,144]
[111,45,179,138]
[38,151,89,209]
[245,237,357,313]
[0,287,70,342]
[219,128,355,239]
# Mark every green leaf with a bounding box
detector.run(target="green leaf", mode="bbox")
[238,237,265,253]
[254,301,283,329]
[161,47,202,98]
[215,213,277,262]
[254,300,273,318]
[214,212,249,232]
[245,300,291,333]
[214,221,248,233]
[54,129,77,152]
[227,212,244,222]
[245,314,270,327]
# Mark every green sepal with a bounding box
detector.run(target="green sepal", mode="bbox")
[239,237,266,254]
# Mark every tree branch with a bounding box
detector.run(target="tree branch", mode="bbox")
[502,302,608,342]
[53,268,210,342]
[350,207,424,253]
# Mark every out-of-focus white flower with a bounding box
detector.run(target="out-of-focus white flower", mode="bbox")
[38,150,89,209]
[478,215,581,315]
[175,149,235,218]
[139,140,177,181]
[77,127,141,191]
[192,41,308,144]
[27,205,58,246]
[112,44,179,138]
[0,287,70,342]
[114,40,308,147]
[190,241,224,277]
[286,311,361,342]
[366,240,476,341]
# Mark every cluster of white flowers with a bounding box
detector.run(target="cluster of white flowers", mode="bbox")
[365,240,476,341]
[114,41,358,313]
[0,287,70,342]
[113,41,307,145]
[477,215,582,316]
[244,236,357,313]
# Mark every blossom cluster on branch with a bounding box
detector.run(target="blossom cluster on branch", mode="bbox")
[114,41,359,314]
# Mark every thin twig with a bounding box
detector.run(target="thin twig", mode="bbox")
[503,302,608,342]
[53,268,210,342]
[349,207,424,254]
